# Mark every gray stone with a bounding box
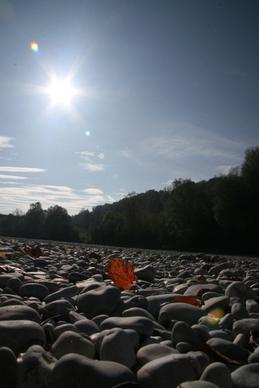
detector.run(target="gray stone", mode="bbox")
[231,363,259,388]
[52,330,95,359]
[207,338,250,364]
[100,328,136,368]
[49,353,136,388]
[17,345,55,388]
[137,343,178,365]
[172,321,201,346]
[0,347,17,388]
[200,362,232,388]
[77,285,121,317]
[0,320,45,354]
[158,303,204,326]
[0,305,40,322]
[19,282,49,300]
[137,354,198,388]
[100,316,154,338]
[74,318,100,336]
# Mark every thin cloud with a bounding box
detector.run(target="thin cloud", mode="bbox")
[77,150,105,173]
[142,122,245,161]
[83,188,104,195]
[80,162,104,172]
[0,174,27,180]
[0,184,115,215]
[0,166,46,173]
[0,136,15,150]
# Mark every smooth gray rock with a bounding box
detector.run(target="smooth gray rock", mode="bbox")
[52,330,95,359]
[17,345,55,388]
[0,320,45,354]
[225,282,258,301]
[19,282,49,300]
[200,362,232,388]
[172,321,201,346]
[233,318,259,335]
[231,363,259,388]
[77,285,121,316]
[207,338,250,364]
[0,305,40,323]
[137,343,178,365]
[176,382,219,388]
[74,318,100,336]
[137,354,198,388]
[100,328,136,368]
[0,347,17,388]
[44,285,78,303]
[43,299,75,317]
[49,353,136,388]
[100,316,154,338]
[159,303,204,326]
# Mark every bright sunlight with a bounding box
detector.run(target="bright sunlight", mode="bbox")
[46,75,78,107]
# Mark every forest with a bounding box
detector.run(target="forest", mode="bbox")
[0,147,259,255]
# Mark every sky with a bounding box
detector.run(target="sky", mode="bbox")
[0,0,258,215]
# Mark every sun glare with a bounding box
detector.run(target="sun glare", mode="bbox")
[46,76,78,107]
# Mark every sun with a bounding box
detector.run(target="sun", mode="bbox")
[45,75,78,107]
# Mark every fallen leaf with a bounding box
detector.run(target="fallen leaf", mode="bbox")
[173,295,202,307]
[108,258,137,290]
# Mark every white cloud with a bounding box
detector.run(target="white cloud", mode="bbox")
[142,122,245,161]
[82,188,104,195]
[0,136,15,150]
[0,174,27,180]
[77,150,105,172]
[76,151,95,157]
[0,166,46,173]
[0,184,114,215]
[80,162,104,172]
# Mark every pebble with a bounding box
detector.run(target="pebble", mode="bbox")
[0,238,259,387]
[52,330,95,359]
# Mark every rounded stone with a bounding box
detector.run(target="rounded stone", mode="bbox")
[158,303,204,327]
[137,354,198,388]
[0,320,45,354]
[0,347,17,388]
[231,363,259,388]
[77,285,121,317]
[100,316,154,338]
[176,382,219,388]
[74,318,100,336]
[137,343,178,365]
[52,330,95,359]
[172,321,201,346]
[48,353,136,388]
[18,344,56,388]
[19,282,49,300]
[200,362,232,388]
[0,305,40,323]
[206,338,250,364]
[100,328,136,368]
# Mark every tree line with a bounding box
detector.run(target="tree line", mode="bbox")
[0,147,259,254]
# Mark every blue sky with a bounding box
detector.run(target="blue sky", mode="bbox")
[0,0,258,214]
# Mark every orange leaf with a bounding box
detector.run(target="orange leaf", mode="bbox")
[173,295,201,307]
[108,258,137,290]
[23,245,43,258]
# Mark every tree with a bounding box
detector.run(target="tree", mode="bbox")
[44,205,78,241]
[24,202,45,238]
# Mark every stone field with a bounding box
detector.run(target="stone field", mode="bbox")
[0,237,259,388]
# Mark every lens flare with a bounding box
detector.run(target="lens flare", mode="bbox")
[207,308,224,324]
[85,130,91,137]
[30,41,39,53]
